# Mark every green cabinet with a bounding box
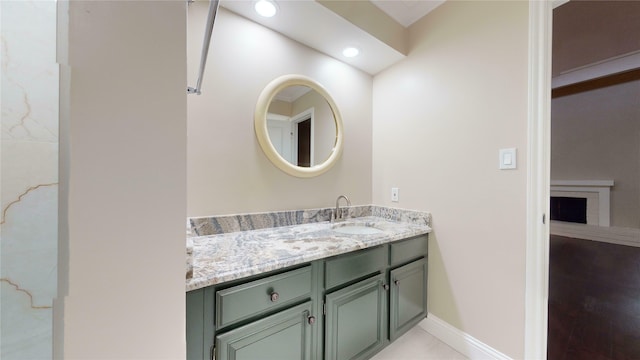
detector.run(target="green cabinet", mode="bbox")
[389,259,428,341]
[186,234,429,360]
[216,301,314,360]
[324,274,387,360]
[186,289,206,360]
[187,288,215,360]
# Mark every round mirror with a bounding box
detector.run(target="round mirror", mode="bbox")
[255,75,344,177]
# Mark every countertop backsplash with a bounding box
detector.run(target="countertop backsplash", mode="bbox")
[188,205,431,237]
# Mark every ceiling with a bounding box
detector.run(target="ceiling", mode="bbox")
[370,0,445,28]
[219,0,445,75]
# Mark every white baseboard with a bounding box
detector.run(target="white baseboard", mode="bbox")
[550,221,640,248]
[419,314,512,360]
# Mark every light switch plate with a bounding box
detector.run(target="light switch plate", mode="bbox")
[391,187,399,202]
[499,148,517,170]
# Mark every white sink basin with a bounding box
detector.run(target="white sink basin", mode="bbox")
[332,225,384,235]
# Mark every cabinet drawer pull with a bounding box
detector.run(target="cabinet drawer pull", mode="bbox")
[307,315,316,325]
[269,292,279,302]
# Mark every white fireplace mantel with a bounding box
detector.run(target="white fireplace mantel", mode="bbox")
[551,180,614,187]
[550,180,614,227]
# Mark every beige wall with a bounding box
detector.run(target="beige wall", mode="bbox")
[187,6,373,217]
[58,1,187,358]
[52,1,536,358]
[552,80,640,229]
[553,1,640,76]
[372,2,529,358]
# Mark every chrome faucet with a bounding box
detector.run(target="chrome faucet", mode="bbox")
[333,195,351,222]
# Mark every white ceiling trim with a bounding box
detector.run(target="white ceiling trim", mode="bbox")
[552,50,640,88]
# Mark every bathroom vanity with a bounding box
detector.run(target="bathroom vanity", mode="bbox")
[182,66,431,360]
[186,208,431,360]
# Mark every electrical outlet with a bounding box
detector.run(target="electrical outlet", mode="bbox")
[391,187,399,202]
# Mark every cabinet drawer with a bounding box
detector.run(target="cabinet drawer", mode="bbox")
[325,246,387,290]
[390,235,428,266]
[216,266,312,329]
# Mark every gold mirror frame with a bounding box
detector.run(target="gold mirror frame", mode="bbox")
[254,74,344,178]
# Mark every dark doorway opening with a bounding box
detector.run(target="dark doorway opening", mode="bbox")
[297,118,311,167]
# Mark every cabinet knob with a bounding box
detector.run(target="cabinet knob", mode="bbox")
[269,292,279,302]
[307,315,316,325]
[382,284,389,291]
[394,280,400,286]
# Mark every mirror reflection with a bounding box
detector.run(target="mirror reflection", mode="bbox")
[266,86,337,167]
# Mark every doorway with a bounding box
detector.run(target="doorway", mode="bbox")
[548,2,640,358]
[295,118,311,167]
[290,107,314,167]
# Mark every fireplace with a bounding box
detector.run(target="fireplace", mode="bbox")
[550,196,587,224]
[549,180,640,248]
[550,180,613,226]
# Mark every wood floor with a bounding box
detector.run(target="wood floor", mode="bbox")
[548,235,640,360]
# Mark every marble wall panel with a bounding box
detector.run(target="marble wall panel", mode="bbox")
[1,1,58,359]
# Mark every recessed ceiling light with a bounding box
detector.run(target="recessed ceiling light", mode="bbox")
[254,0,278,17]
[342,47,360,58]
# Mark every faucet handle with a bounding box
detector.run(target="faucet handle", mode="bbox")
[333,195,351,222]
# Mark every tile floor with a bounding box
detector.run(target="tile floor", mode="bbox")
[371,325,467,360]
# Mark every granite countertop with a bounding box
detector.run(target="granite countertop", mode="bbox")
[186,216,431,291]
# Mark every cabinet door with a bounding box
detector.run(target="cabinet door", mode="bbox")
[389,259,428,341]
[216,302,314,360]
[325,274,387,360]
